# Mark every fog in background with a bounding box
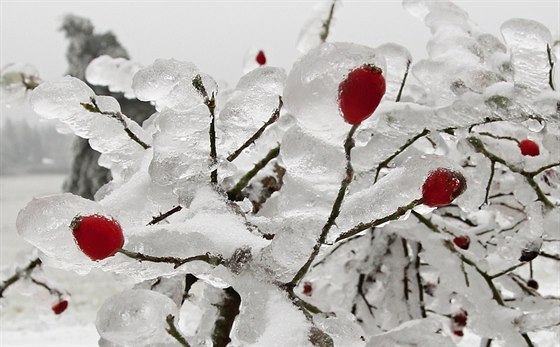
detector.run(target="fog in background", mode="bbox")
[0,0,559,174]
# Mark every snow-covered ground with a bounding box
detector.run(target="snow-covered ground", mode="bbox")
[0,175,132,346]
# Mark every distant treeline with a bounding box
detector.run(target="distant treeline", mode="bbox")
[0,119,73,175]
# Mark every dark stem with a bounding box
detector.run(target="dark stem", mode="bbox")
[80,97,151,150]
[481,160,496,208]
[166,315,191,347]
[335,199,423,242]
[192,74,218,184]
[547,44,555,91]
[319,0,337,42]
[539,251,560,261]
[147,206,183,226]
[414,242,427,318]
[0,257,42,298]
[401,239,411,304]
[211,287,241,347]
[181,274,199,304]
[489,263,526,279]
[395,60,411,103]
[227,96,283,162]
[286,124,359,288]
[227,145,280,201]
[374,129,429,183]
[118,249,224,269]
[30,277,64,298]
[356,273,375,318]
[286,289,324,321]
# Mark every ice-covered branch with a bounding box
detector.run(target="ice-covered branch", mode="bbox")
[373,129,429,183]
[118,249,224,269]
[319,0,337,43]
[81,97,151,150]
[395,60,411,103]
[412,211,536,346]
[547,44,555,91]
[287,124,359,288]
[0,257,42,298]
[227,145,280,201]
[192,74,218,184]
[468,136,557,209]
[335,199,423,242]
[147,205,183,226]
[226,96,283,162]
[166,314,191,347]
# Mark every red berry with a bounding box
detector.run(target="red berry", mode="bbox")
[52,300,68,315]
[452,328,464,337]
[527,279,539,290]
[518,139,540,157]
[303,282,313,296]
[453,235,470,250]
[338,64,386,125]
[453,310,468,327]
[256,50,266,65]
[422,168,467,207]
[71,215,124,261]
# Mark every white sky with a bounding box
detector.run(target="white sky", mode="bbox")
[0,0,559,120]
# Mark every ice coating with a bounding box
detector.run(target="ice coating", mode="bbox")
[30,77,151,181]
[96,289,178,346]
[218,67,286,160]
[376,43,412,102]
[132,58,217,112]
[284,42,385,143]
[366,318,453,346]
[337,155,466,235]
[231,274,310,346]
[0,63,40,107]
[85,55,143,98]
[501,19,553,98]
[16,193,109,272]
[296,0,339,54]
[149,107,211,186]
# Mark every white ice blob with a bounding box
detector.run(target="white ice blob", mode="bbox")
[284,42,385,144]
[96,289,178,346]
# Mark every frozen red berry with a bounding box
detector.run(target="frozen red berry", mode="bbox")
[527,279,539,290]
[453,310,468,327]
[422,168,467,207]
[303,282,313,296]
[453,235,470,250]
[452,328,464,337]
[71,214,124,261]
[518,139,540,157]
[338,64,386,125]
[52,300,68,315]
[256,50,266,65]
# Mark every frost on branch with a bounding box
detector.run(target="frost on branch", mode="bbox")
[29,76,151,182]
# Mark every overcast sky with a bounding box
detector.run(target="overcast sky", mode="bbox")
[1,0,559,121]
